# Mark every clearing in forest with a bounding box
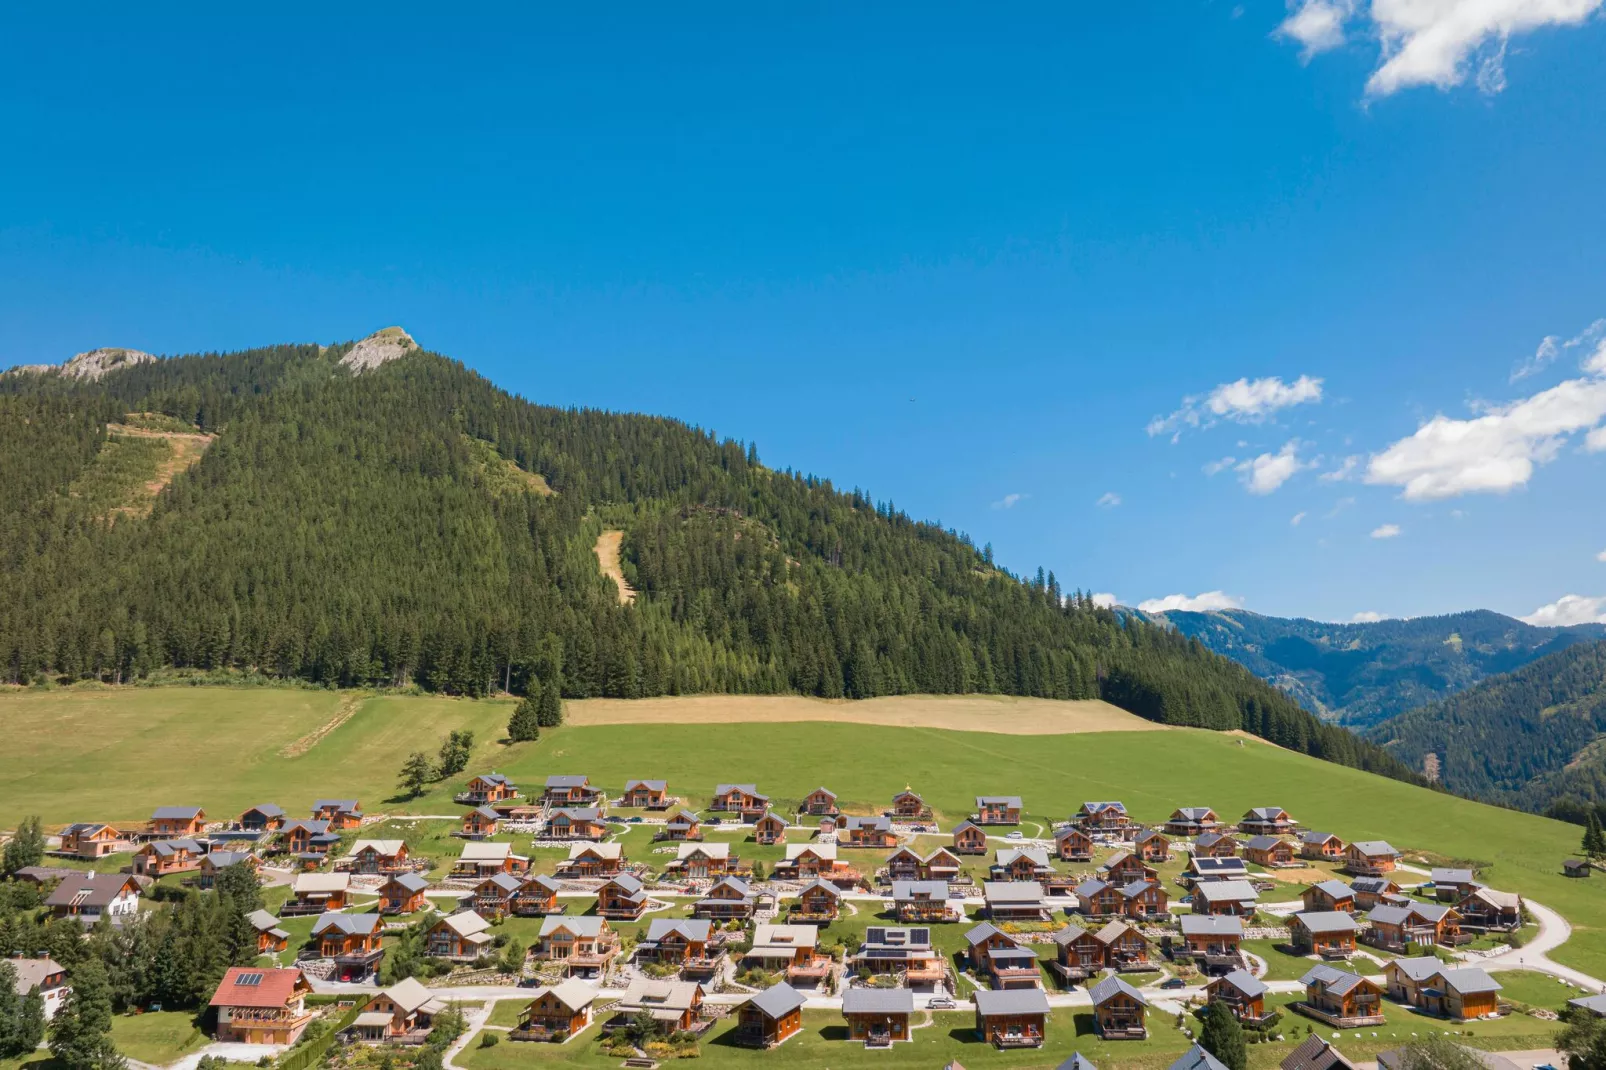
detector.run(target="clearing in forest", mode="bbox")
[67,420,215,519]
[593,529,636,604]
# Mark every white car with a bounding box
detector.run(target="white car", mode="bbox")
[1006,830,1024,840]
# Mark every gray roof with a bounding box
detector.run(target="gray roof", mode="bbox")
[975,795,1022,808]
[1412,902,1454,923]
[1436,968,1502,995]
[625,779,667,791]
[757,811,791,827]
[996,847,1051,868]
[1309,880,1354,900]
[281,819,331,834]
[715,783,764,796]
[1180,914,1242,936]
[1349,840,1398,857]
[1350,876,1395,894]
[243,804,285,818]
[1281,1034,1357,1070]
[1194,880,1258,903]
[1056,825,1091,841]
[1173,807,1214,820]
[1170,1043,1232,1070]
[43,872,139,909]
[1568,993,1606,1016]
[1213,969,1267,999]
[840,987,914,1014]
[1053,925,1099,946]
[983,881,1044,903]
[1058,1056,1100,1070]
[549,806,602,821]
[1367,905,1414,927]
[1300,830,1340,844]
[470,806,500,820]
[709,876,752,896]
[1196,832,1235,847]
[313,799,360,812]
[1088,975,1149,1007]
[386,873,430,893]
[892,880,950,898]
[9,957,66,995]
[151,806,202,820]
[645,917,712,943]
[312,912,381,936]
[1431,867,1475,884]
[204,851,256,868]
[1388,956,1445,983]
[479,873,522,893]
[1074,878,1109,897]
[972,987,1051,1016]
[1081,801,1127,814]
[474,773,513,786]
[843,815,890,832]
[246,909,283,933]
[1294,911,1358,934]
[1119,879,1160,900]
[1300,963,1371,995]
[746,981,806,1019]
[1244,807,1289,821]
[147,838,204,857]
[1189,857,1248,876]
[606,873,645,894]
[539,915,607,937]
[546,775,590,788]
[1243,835,1286,852]
[963,922,1011,948]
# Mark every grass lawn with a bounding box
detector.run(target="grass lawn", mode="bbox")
[487,997,532,1028]
[108,1010,207,1064]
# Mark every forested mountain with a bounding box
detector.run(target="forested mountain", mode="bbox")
[1147,608,1605,727]
[1365,640,1606,821]
[0,330,1417,783]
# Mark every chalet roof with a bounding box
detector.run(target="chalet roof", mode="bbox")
[312,912,381,937]
[1387,957,1445,983]
[758,811,792,827]
[1300,964,1372,995]
[242,804,285,818]
[530,978,597,1012]
[952,820,982,835]
[843,815,891,832]
[1119,879,1161,900]
[1213,969,1267,1000]
[143,838,204,857]
[9,957,65,995]
[1172,807,1215,820]
[996,847,1051,868]
[16,866,77,883]
[677,842,729,859]
[568,841,623,860]
[645,917,712,943]
[151,806,203,820]
[246,909,288,935]
[1093,920,1139,945]
[752,923,819,952]
[1053,925,1099,946]
[62,822,115,836]
[983,880,1044,903]
[458,842,516,862]
[1055,825,1091,841]
[469,806,500,821]
[784,842,836,861]
[385,873,431,893]
[861,926,935,951]
[280,819,331,835]
[1101,851,1136,869]
[1461,887,1521,910]
[625,779,667,791]
[1436,967,1502,995]
[209,967,304,1009]
[538,915,607,938]
[745,981,806,1020]
[1243,807,1289,821]
[293,873,351,894]
[1189,857,1248,876]
[667,810,700,825]
[1349,840,1398,857]
[1195,832,1235,847]
[1243,835,1287,852]
[1368,905,1414,927]
[963,921,1014,948]
[1180,914,1243,937]
[1308,880,1354,900]
[44,872,140,908]
[472,773,514,786]
[1431,867,1475,884]
[617,978,702,1015]
[437,911,492,939]
[796,878,841,899]
[808,786,837,799]
[893,789,923,801]
[892,880,950,899]
[548,807,603,822]
[1074,878,1110,898]
[1080,801,1127,814]
[1135,828,1167,843]
[1280,1034,1357,1070]
[374,977,438,1015]
[1568,993,1606,1016]
[1170,1043,1232,1070]
[1087,975,1149,1007]
[1294,911,1358,934]
[972,987,1051,1016]
[604,874,645,894]
[522,875,563,894]
[1411,902,1456,923]
[1349,877,1396,894]
[349,839,408,857]
[478,873,523,894]
[1057,1055,1100,1070]
[707,876,752,896]
[203,851,256,869]
[886,846,922,862]
[975,795,1022,808]
[714,783,767,798]
[841,987,914,1014]
[546,775,590,789]
[1194,880,1258,903]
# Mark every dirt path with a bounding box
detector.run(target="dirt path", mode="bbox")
[105,424,216,519]
[594,530,636,605]
[281,692,369,757]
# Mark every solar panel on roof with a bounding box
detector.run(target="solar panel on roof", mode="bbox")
[235,972,264,986]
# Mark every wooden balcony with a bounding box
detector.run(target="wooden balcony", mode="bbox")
[993,1033,1046,1048]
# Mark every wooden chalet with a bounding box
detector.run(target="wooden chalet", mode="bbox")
[1053,925,1107,980]
[973,987,1050,1048]
[1430,868,1478,901]
[377,873,431,915]
[693,876,756,920]
[840,814,898,848]
[458,773,518,805]
[1178,914,1244,973]
[842,987,914,1047]
[660,809,702,841]
[1100,851,1157,884]
[1365,902,1462,951]
[451,841,528,878]
[1164,807,1220,836]
[312,912,385,981]
[1302,879,1357,915]
[1298,964,1384,1027]
[921,846,962,881]
[891,789,930,819]
[620,779,670,809]
[312,799,364,830]
[133,838,204,877]
[285,872,351,914]
[885,846,927,881]
[1076,801,1131,834]
[347,977,446,1044]
[597,874,649,919]
[1243,836,1296,868]
[984,880,1047,922]
[1238,807,1295,836]
[558,841,623,878]
[711,782,770,819]
[149,806,206,838]
[733,982,806,1048]
[1290,911,1359,959]
[197,851,258,889]
[975,795,1022,825]
[966,922,1041,989]
[992,846,1054,882]
[754,810,790,845]
[1383,960,1501,1021]
[209,966,314,1044]
[1134,828,1171,862]
[1456,887,1522,931]
[544,775,603,807]
[45,871,142,923]
[747,923,830,985]
[1565,858,1592,878]
[237,806,286,833]
[1348,876,1401,911]
[1118,878,1170,921]
[460,807,500,839]
[543,806,607,841]
[639,918,718,975]
[1207,969,1274,1026]
[892,880,957,922]
[246,909,290,954]
[57,823,126,859]
[278,819,338,862]
[603,979,705,1036]
[666,841,732,880]
[341,839,411,874]
[1185,856,1251,885]
[1194,831,1239,858]
[513,979,597,1042]
[512,874,563,916]
[791,878,842,921]
[1094,919,1151,968]
[851,926,945,987]
[776,842,839,881]
[1281,1035,1357,1070]
[426,911,493,961]
[473,873,524,918]
[801,786,840,816]
[1344,840,1400,876]
[1074,878,1122,917]
[953,820,988,855]
[1055,825,1094,862]
[1193,879,1259,916]
[535,916,618,975]
[1300,831,1346,861]
[1089,975,1149,1039]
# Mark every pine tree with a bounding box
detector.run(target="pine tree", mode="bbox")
[49,958,123,1070]
[437,731,473,777]
[507,697,540,742]
[536,679,563,728]
[399,752,434,799]
[1588,813,1606,860]
[1199,1002,1247,1070]
[15,986,45,1056]
[0,960,20,1056]
[3,817,45,875]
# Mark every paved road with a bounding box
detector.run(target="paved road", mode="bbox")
[1474,898,1605,992]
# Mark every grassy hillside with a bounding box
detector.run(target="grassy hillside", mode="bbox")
[2,686,1600,978]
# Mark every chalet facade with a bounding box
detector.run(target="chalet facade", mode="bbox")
[1134,829,1171,862]
[1301,880,1357,915]
[459,773,518,805]
[1055,826,1094,862]
[209,967,314,1045]
[1194,832,1239,858]
[348,978,445,1044]
[711,782,770,819]
[1243,836,1295,868]
[992,847,1054,882]
[1456,887,1522,931]
[1238,807,1295,836]
[1349,876,1401,911]
[149,806,206,838]
[1193,879,1259,916]
[279,819,338,860]
[842,987,914,1047]
[133,838,204,877]
[693,877,755,920]
[791,879,842,921]
[1344,841,1400,876]
[621,779,670,809]
[426,911,493,961]
[197,851,258,889]
[460,807,500,839]
[1300,831,1345,861]
[892,880,957,922]
[558,842,623,878]
[975,795,1022,825]
[851,926,945,987]
[512,875,563,916]
[46,872,141,923]
[666,842,732,880]
[754,811,790,845]
[342,839,411,874]
[237,806,285,833]
[1089,975,1148,1039]
[312,913,385,982]
[1164,807,1220,836]
[312,799,364,830]
[1430,868,1477,901]
[543,807,607,841]
[733,982,805,1048]
[515,979,597,1042]
[840,814,897,848]
[1299,965,1384,1027]
[286,873,350,914]
[1100,851,1157,884]
[604,979,704,1036]
[451,841,528,878]
[535,916,618,975]
[378,873,431,915]
[661,809,702,841]
[973,987,1050,1048]
[1077,801,1131,834]
[1207,969,1273,1026]
[801,787,840,815]
[748,924,829,985]
[1365,903,1462,951]
[473,873,523,918]
[639,918,718,974]
[984,881,1047,922]
[1178,914,1244,973]
[59,823,127,859]
[1383,960,1502,1021]
[776,843,839,881]
[1290,911,1359,959]
[953,820,988,854]
[597,874,650,919]
[891,789,929,819]
[1119,879,1170,920]
[544,775,603,807]
[247,909,290,954]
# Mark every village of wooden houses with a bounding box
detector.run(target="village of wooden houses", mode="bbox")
[5,776,1598,1070]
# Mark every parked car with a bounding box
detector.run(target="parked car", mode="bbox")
[927,997,956,1009]
[1159,977,1187,990]
[1006,831,1024,840]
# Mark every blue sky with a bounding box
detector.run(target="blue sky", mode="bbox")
[3,4,1605,624]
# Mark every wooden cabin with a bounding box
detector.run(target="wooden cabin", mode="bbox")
[975,795,1022,825]
[953,820,988,855]
[840,814,898,848]
[1074,878,1122,917]
[1185,856,1251,885]
[661,809,702,841]
[1302,880,1357,915]
[973,987,1050,1048]
[209,967,314,1045]
[639,918,716,971]
[733,982,805,1048]
[746,923,829,985]
[1456,887,1522,931]
[851,927,945,986]
[1564,859,1592,878]
[246,909,290,954]
[460,807,500,839]
[512,875,564,917]
[842,987,914,1047]
[754,810,790,845]
[620,779,669,809]
[1100,851,1157,884]
[279,819,338,860]
[312,799,364,830]
[922,846,962,881]
[1164,807,1220,836]
[149,806,206,838]
[1290,911,1359,959]
[58,823,126,859]
[597,874,649,919]
[1134,829,1171,862]
[1053,925,1107,979]
[891,789,929,819]
[885,846,926,881]
[1349,876,1401,911]
[451,841,528,878]
[693,876,755,920]
[1076,801,1131,834]
[133,838,203,877]
[1089,975,1148,1039]
[605,979,704,1036]
[966,923,1040,989]
[311,913,385,982]
[535,917,618,973]
[1365,903,1462,951]
[426,911,493,961]
[1179,914,1244,972]
[349,978,445,1043]
[1238,807,1295,836]
[1243,836,1295,868]
[777,843,838,881]
[792,878,842,921]
[342,839,411,874]
[711,782,770,819]
[984,881,1047,922]
[1193,879,1259,917]
[377,873,431,915]
[892,880,957,922]
[667,842,732,880]
[459,773,518,805]
[1344,841,1400,876]
[1055,826,1094,862]
[1118,879,1170,921]
[287,872,351,914]
[1300,831,1346,861]
[237,805,286,833]
[1298,965,1384,1027]
[1093,919,1151,968]
[45,872,141,922]
[515,979,597,1041]
[1207,969,1273,1025]
[544,775,603,807]
[473,873,523,918]
[544,807,607,841]
[1413,965,1502,1021]
[993,847,1054,882]
[197,851,259,889]
[559,842,623,878]
[801,787,840,816]
[1194,832,1239,858]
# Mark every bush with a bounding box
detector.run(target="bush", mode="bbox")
[478,1033,499,1048]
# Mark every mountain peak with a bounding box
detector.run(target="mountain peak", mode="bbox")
[62,347,158,380]
[339,327,418,373]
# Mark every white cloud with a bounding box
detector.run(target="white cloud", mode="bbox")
[1236,440,1313,495]
[1588,427,1606,452]
[1097,492,1122,508]
[1597,548,1606,563]
[1137,591,1245,613]
[1513,318,1605,381]
[1148,375,1323,439]
[991,492,1027,510]
[1090,592,1119,608]
[1520,593,1606,626]
[1320,455,1362,482]
[1277,0,1605,98]
[1291,511,1308,526]
[1352,610,1385,622]
[1203,456,1238,476]
[1371,523,1403,539]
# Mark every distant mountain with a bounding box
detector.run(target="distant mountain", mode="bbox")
[1365,640,1606,818]
[1145,608,1606,727]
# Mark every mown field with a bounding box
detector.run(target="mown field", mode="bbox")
[1,686,1602,978]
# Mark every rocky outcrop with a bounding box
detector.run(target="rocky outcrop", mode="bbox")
[4,347,157,380]
[339,327,418,373]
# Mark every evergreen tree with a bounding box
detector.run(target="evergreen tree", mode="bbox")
[437,731,473,777]
[214,863,263,915]
[1560,1003,1606,1070]
[3,817,45,875]
[0,961,19,1056]
[1199,1003,1247,1070]
[49,959,123,1070]
[536,679,563,728]
[499,938,524,976]
[15,986,45,1056]
[399,752,434,799]
[507,696,540,742]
